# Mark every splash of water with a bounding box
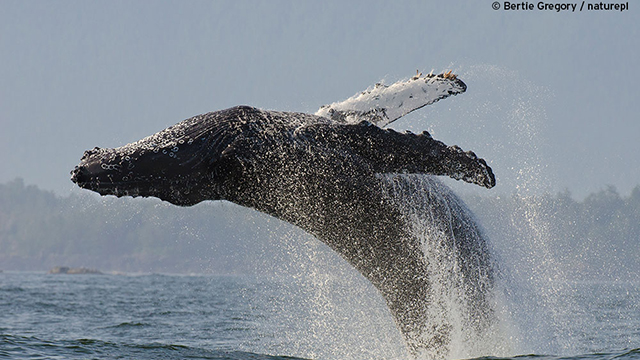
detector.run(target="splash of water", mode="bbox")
[454,64,578,355]
[380,174,513,359]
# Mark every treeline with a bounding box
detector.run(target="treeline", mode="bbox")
[0,178,300,274]
[465,186,640,281]
[1,178,639,279]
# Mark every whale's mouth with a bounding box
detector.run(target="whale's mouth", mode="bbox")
[70,145,224,206]
[69,144,164,203]
[70,164,150,198]
[71,163,205,206]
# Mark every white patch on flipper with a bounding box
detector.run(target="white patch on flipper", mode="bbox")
[315,72,466,128]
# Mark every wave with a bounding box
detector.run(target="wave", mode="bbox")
[109,321,149,328]
[473,348,640,360]
[3,333,639,360]
[0,333,310,360]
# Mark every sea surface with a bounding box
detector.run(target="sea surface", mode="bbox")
[1,271,639,360]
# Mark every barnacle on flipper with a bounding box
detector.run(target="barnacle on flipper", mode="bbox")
[414,69,454,80]
[442,70,457,80]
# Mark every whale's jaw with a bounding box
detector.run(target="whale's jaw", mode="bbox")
[70,142,230,207]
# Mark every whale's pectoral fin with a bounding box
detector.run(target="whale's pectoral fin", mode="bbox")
[315,71,467,127]
[298,122,495,189]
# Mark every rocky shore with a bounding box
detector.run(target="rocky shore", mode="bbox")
[48,266,102,275]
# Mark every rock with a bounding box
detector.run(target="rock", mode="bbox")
[48,266,102,274]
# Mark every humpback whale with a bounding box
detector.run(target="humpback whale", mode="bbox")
[71,71,497,357]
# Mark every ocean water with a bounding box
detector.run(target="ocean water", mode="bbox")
[1,271,639,360]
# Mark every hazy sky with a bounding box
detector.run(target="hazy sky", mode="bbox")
[1,1,638,199]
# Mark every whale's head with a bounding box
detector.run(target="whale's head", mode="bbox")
[71,111,246,206]
[71,144,224,206]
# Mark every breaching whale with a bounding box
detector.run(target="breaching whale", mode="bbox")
[71,71,497,357]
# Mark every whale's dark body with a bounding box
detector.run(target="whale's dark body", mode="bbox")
[71,76,497,356]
